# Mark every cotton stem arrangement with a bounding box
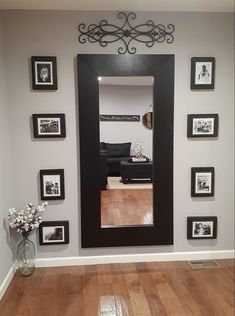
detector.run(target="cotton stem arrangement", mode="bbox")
[8,202,48,237]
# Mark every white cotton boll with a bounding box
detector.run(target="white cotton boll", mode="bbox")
[7,201,46,235]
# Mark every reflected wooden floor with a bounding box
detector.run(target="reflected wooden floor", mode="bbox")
[0,260,234,316]
[101,189,153,226]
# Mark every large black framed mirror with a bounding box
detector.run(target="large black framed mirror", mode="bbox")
[77,54,174,248]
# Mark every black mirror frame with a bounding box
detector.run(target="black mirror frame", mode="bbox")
[77,54,174,248]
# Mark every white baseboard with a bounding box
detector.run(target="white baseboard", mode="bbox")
[0,266,14,301]
[36,249,235,268]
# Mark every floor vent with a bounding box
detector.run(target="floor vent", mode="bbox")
[188,260,220,269]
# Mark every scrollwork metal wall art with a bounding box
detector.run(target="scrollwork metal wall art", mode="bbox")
[78,12,175,54]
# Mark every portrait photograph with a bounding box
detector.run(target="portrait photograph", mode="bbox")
[32,114,66,138]
[187,217,217,239]
[191,167,214,197]
[191,57,215,89]
[39,221,69,245]
[40,169,65,200]
[195,62,212,85]
[31,56,58,90]
[187,114,218,138]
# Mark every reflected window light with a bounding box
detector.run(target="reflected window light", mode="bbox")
[98,76,102,81]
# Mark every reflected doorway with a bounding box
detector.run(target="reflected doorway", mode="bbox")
[99,76,154,227]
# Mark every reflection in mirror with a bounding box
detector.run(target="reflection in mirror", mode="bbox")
[99,76,154,227]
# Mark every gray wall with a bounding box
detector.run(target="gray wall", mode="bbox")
[0,13,14,285]
[100,85,153,159]
[1,10,234,260]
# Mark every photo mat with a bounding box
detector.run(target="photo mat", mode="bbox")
[192,221,213,238]
[195,62,212,85]
[195,172,212,194]
[43,174,61,197]
[35,61,53,85]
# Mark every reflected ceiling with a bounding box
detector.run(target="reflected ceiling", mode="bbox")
[99,76,154,86]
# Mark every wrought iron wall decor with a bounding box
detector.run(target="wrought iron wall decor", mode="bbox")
[78,12,175,54]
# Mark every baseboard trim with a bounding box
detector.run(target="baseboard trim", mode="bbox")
[0,266,14,301]
[36,250,235,268]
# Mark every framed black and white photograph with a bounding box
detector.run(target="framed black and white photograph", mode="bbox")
[31,56,57,90]
[39,221,69,245]
[187,114,218,137]
[191,57,215,89]
[191,167,214,197]
[40,169,65,200]
[187,216,217,239]
[32,114,66,138]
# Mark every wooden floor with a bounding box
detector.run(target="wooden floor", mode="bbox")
[101,189,153,226]
[0,259,234,316]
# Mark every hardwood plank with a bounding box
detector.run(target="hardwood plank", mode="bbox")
[82,265,99,316]
[111,264,135,316]
[135,262,168,315]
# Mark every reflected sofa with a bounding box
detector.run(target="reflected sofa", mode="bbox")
[100,142,131,176]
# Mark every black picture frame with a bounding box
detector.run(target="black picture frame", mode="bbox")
[39,221,69,245]
[191,57,215,89]
[32,113,66,138]
[187,114,218,138]
[191,167,215,197]
[31,56,58,90]
[187,216,217,239]
[40,169,65,200]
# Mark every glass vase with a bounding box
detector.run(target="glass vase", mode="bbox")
[16,236,36,276]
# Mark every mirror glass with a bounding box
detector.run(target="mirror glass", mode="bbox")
[99,76,154,227]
